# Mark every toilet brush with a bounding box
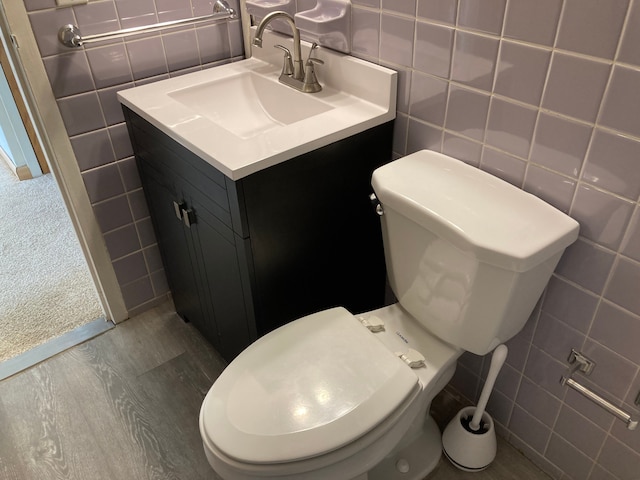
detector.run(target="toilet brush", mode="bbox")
[442,344,508,471]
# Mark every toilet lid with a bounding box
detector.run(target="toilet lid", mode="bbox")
[201,307,420,464]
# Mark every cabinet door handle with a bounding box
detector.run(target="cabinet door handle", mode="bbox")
[182,208,196,228]
[173,201,186,220]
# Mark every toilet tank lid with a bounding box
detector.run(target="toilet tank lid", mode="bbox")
[200,307,419,464]
[372,150,580,272]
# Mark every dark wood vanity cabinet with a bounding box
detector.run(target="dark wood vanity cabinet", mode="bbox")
[124,107,394,361]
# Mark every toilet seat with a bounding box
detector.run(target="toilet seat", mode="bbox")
[200,307,420,465]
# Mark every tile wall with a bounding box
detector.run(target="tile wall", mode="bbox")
[21,0,640,478]
[347,0,640,478]
[23,0,245,316]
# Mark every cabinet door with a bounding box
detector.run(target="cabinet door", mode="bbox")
[240,123,392,335]
[138,161,210,337]
[187,202,252,360]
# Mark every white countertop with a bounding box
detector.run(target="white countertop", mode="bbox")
[117,29,397,180]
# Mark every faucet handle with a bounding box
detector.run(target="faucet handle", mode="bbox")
[306,42,324,65]
[302,44,323,93]
[274,44,294,76]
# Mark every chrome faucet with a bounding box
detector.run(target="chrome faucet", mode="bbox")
[252,11,323,93]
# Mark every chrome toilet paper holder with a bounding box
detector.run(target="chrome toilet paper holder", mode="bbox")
[560,349,638,431]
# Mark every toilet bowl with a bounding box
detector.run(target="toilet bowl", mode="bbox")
[199,150,580,479]
[200,304,461,480]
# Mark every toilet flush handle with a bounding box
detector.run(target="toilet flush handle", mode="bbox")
[369,193,384,216]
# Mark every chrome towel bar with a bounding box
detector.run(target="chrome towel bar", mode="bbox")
[59,0,236,48]
[561,377,638,430]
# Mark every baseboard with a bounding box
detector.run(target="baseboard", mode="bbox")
[0,148,33,181]
[15,164,32,180]
[0,317,115,382]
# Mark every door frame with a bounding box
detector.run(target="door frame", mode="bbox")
[0,2,127,323]
[0,42,47,177]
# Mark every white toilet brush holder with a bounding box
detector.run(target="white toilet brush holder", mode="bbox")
[442,344,508,471]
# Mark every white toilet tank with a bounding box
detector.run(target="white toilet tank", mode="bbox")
[372,150,579,355]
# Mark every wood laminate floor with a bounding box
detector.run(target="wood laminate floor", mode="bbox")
[0,302,549,480]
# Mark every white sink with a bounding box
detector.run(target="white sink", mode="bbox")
[168,71,333,139]
[118,28,396,180]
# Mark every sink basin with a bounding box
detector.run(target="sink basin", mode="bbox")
[118,28,396,180]
[168,72,333,139]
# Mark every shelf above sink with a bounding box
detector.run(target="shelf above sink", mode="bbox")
[118,28,397,180]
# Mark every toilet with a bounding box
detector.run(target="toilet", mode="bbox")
[199,150,579,480]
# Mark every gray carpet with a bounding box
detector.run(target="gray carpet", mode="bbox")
[0,159,104,362]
